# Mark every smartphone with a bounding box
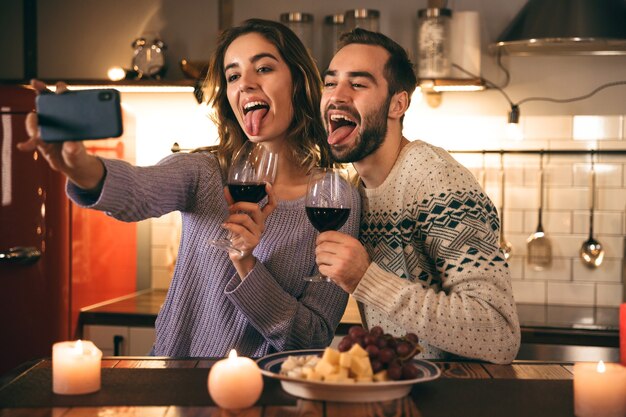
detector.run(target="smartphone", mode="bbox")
[36,89,123,142]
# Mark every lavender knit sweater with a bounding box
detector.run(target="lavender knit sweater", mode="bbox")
[68,152,361,358]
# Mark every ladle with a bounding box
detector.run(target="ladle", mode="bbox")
[580,155,604,268]
[527,152,552,270]
[499,153,512,259]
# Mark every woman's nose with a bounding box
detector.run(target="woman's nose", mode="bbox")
[238,71,258,92]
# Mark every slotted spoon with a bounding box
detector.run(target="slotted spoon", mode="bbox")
[527,153,552,270]
[580,156,604,268]
[499,153,512,259]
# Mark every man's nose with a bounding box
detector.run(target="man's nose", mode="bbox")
[328,82,351,104]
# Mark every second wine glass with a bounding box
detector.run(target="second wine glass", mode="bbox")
[208,141,278,255]
[304,167,352,282]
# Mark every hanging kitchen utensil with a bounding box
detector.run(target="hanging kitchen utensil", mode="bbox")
[580,153,604,268]
[499,152,512,260]
[527,152,552,270]
[479,151,487,190]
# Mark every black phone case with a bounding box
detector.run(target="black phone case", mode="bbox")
[36,89,123,141]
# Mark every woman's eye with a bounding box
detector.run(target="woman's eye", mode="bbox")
[226,74,240,83]
[257,66,272,73]
[323,82,336,88]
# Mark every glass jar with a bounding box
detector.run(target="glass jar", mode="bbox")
[344,9,380,33]
[280,12,314,53]
[416,7,452,78]
[322,14,345,70]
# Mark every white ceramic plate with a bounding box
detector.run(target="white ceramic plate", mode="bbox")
[257,349,441,403]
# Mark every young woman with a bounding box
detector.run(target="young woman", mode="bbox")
[20,19,360,358]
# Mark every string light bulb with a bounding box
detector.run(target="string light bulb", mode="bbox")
[506,104,523,141]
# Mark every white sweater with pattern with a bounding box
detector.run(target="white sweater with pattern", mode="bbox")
[353,140,520,364]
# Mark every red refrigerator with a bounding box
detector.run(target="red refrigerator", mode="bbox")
[0,85,136,376]
[0,85,70,375]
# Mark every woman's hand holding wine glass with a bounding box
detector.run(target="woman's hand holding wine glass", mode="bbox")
[208,141,278,259]
[304,168,352,282]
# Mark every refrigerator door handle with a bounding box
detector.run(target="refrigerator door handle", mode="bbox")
[0,246,41,265]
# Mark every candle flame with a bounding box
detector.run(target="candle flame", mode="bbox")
[597,360,606,373]
[74,340,84,355]
[228,349,238,359]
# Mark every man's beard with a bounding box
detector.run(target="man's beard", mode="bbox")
[329,97,390,163]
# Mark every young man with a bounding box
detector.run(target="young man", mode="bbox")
[317,29,520,364]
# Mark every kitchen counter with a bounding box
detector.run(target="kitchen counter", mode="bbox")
[0,358,577,416]
[80,290,620,361]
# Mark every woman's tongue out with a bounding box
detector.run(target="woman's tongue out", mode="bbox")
[244,106,269,136]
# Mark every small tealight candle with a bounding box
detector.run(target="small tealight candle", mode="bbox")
[574,361,626,417]
[52,340,102,395]
[208,349,263,410]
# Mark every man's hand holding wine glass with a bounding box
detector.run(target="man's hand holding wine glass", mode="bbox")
[315,231,371,293]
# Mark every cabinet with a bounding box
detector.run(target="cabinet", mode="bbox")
[83,325,155,356]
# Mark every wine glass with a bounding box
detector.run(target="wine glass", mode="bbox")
[304,167,352,282]
[208,141,278,255]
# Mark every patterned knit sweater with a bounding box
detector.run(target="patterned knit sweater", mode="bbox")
[68,152,361,358]
[353,140,520,364]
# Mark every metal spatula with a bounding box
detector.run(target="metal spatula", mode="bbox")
[527,153,552,270]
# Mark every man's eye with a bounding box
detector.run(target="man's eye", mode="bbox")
[352,83,365,88]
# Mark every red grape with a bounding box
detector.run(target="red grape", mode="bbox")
[365,344,379,359]
[387,364,402,380]
[378,348,395,364]
[370,326,384,337]
[401,362,421,380]
[348,325,366,339]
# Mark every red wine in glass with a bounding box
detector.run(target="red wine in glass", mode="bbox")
[305,207,350,232]
[227,182,268,203]
[208,142,277,255]
[304,167,352,282]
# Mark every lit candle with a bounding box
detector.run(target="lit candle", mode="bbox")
[52,340,102,395]
[207,349,263,410]
[574,361,626,417]
[619,303,626,366]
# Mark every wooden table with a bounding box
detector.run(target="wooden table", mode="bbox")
[0,358,576,416]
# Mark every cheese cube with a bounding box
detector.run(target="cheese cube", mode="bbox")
[350,355,373,377]
[322,347,341,365]
[373,370,389,382]
[348,343,369,358]
[314,358,336,376]
[339,352,352,368]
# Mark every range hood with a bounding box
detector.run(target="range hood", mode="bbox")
[492,0,626,55]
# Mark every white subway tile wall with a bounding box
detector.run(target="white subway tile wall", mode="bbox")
[430,114,625,307]
[134,92,625,307]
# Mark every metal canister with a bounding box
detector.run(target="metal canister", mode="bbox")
[416,7,452,78]
[322,14,345,70]
[280,12,314,53]
[344,9,380,33]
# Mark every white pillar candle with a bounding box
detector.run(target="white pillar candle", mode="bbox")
[574,361,626,417]
[208,349,264,410]
[52,340,102,395]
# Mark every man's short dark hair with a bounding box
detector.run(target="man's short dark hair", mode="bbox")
[338,28,417,101]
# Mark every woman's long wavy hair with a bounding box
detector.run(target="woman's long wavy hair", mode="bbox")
[202,18,332,175]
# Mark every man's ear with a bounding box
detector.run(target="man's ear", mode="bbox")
[388,91,409,120]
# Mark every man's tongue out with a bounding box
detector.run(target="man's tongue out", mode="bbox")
[244,107,269,136]
[328,122,357,145]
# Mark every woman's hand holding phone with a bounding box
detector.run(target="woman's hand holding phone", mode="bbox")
[17,80,106,191]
